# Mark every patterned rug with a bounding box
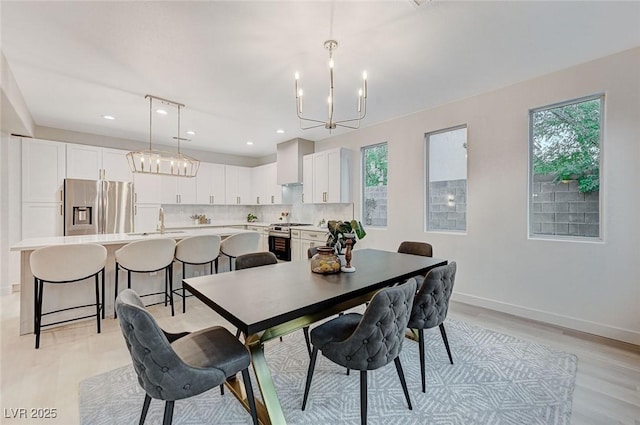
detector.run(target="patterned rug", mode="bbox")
[79,319,577,424]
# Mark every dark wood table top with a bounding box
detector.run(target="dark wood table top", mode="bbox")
[183,248,447,335]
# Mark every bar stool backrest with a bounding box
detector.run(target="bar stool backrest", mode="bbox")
[115,239,176,271]
[220,232,261,258]
[30,244,107,282]
[175,235,221,264]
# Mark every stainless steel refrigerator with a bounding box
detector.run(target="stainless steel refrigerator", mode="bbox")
[64,178,134,236]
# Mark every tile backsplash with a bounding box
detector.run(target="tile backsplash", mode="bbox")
[162,185,353,226]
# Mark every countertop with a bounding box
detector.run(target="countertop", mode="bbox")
[10,226,254,251]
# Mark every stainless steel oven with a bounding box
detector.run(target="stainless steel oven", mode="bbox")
[267,223,311,261]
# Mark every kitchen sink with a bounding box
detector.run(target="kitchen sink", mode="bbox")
[128,231,186,236]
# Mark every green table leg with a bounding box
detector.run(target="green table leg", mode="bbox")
[246,335,287,425]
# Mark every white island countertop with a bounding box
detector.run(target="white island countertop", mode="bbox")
[10,226,255,251]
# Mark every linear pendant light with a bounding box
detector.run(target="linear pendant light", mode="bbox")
[126,94,199,178]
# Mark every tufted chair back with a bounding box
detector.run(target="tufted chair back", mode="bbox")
[235,251,278,270]
[408,262,457,330]
[116,289,225,401]
[320,279,417,371]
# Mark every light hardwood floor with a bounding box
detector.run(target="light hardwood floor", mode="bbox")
[1,292,638,425]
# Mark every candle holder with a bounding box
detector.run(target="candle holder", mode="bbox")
[341,237,356,273]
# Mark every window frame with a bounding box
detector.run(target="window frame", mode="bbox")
[527,93,604,242]
[361,141,388,229]
[424,124,468,234]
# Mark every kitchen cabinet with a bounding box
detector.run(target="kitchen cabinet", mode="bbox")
[300,229,328,260]
[251,163,282,205]
[196,162,226,204]
[22,203,64,239]
[66,144,132,182]
[134,204,161,233]
[225,165,251,205]
[291,230,302,262]
[22,138,66,238]
[246,225,269,251]
[290,228,328,261]
[160,175,197,204]
[303,147,352,204]
[133,173,161,204]
[22,138,66,203]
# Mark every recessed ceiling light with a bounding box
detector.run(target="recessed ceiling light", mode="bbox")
[102,115,115,120]
[276,129,284,134]
[156,109,168,115]
[246,141,254,145]
[186,130,195,135]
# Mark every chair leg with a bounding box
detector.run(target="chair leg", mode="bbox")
[162,400,174,425]
[182,262,187,314]
[394,357,412,410]
[439,323,453,364]
[303,326,312,357]
[95,273,101,334]
[418,328,426,392]
[168,264,175,317]
[235,328,242,339]
[114,263,119,319]
[301,347,319,410]
[214,257,218,274]
[220,384,224,395]
[241,368,259,425]
[139,394,151,425]
[360,370,367,425]
[164,268,168,307]
[101,268,106,319]
[35,278,43,349]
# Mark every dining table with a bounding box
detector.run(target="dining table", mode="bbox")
[183,248,448,425]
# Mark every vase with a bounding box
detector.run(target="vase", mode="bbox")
[310,246,341,274]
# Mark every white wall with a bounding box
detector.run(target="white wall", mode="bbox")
[316,48,640,345]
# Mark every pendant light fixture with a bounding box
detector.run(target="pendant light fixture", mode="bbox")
[126,94,199,177]
[294,39,368,131]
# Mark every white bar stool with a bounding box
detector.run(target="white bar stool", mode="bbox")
[220,232,261,271]
[30,243,107,349]
[114,238,177,318]
[173,234,221,313]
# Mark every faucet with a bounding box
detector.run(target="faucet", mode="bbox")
[157,207,165,234]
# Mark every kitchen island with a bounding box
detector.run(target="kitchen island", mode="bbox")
[10,227,256,335]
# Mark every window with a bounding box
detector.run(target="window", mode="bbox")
[529,95,602,239]
[361,143,387,227]
[425,126,467,232]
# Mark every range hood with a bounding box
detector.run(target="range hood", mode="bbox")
[276,138,315,185]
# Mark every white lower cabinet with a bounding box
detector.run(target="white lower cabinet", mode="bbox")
[246,225,269,251]
[22,203,63,239]
[291,229,328,261]
[291,230,302,261]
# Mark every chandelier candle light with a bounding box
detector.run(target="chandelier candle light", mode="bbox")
[295,40,367,131]
[126,95,199,178]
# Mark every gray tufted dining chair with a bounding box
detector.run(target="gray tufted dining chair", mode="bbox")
[116,289,258,425]
[235,251,278,270]
[407,261,457,392]
[301,279,418,425]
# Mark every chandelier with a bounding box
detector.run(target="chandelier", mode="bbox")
[295,40,368,131]
[126,95,200,177]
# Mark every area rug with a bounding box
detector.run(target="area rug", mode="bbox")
[79,319,577,425]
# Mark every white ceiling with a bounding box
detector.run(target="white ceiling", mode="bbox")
[2,1,639,157]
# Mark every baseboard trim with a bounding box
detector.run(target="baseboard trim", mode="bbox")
[451,292,640,346]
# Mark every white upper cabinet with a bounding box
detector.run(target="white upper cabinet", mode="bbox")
[225,165,251,205]
[196,162,226,205]
[302,155,313,204]
[66,144,132,181]
[303,148,352,204]
[251,163,282,205]
[101,148,133,182]
[133,173,161,204]
[22,138,66,203]
[160,175,197,204]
